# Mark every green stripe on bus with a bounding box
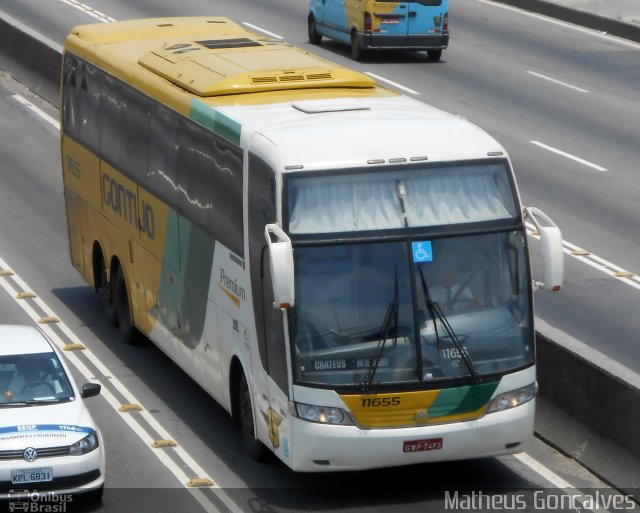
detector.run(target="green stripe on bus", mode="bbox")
[190,100,241,145]
[428,381,500,418]
[157,213,214,350]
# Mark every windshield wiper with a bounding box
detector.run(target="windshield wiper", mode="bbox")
[0,401,27,407]
[418,266,480,383]
[24,398,60,405]
[0,399,60,407]
[363,265,399,391]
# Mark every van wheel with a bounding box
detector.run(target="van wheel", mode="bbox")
[115,266,136,344]
[308,16,322,44]
[350,30,362,61]
[99,259,118,326]
[427,49,442,62]
[239,373,269,461]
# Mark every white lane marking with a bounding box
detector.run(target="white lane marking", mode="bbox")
[530,140,608,172]
[475,0,640,50]
[12,95,60,130]
[56,0,116,22]
[364,72,420,95]
[242,22,283,39]
[0,256,243,513]
[514,452,577,488]
[526,71,589,93]
[514,453,612,513]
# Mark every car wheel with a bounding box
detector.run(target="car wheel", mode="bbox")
[99,259,118,326]
[427,49,442,62]
[239,372,269,461]
[308,16,322,44]
[350,30,362,61]
[115,266,136,344]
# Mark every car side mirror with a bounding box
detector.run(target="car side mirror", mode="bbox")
[81,382,102,399]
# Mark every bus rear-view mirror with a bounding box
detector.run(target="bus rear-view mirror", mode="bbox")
[265,223,295,308]
[524,207,564,291]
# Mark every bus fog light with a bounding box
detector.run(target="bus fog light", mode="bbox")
[294,402,353,425]
[487,383,537,413]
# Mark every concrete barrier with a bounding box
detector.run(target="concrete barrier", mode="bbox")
[491,0,640,44]
[535,320,640,496]
[0,11,62,107]
[1,10,639,498]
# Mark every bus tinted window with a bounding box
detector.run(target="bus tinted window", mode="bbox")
[177,119,244,256]
[120,86,150,180]
[62,54,99,152]
[147,105,179,206]
[98,73,124,171]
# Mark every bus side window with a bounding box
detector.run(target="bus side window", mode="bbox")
[79,63,100,152]
[62,54,80,138]
[177,119,244,257]
[147,105,179,206]
[119,86,150,182]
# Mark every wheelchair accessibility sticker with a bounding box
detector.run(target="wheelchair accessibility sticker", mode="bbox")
[412,241,433,262]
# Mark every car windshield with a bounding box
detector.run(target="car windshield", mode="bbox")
[291,231,533,387]
[0,352,75,405]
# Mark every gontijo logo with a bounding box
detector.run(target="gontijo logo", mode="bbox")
[102,172,155,240]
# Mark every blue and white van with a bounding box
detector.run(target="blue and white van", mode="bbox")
[308,0,449,61]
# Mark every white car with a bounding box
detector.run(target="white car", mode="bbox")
[0,325,105,503]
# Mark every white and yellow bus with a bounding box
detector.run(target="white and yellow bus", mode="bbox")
[60,17,563,471]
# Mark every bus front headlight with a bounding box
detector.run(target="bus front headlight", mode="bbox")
[294,402,353,425]
[486,383,537,413]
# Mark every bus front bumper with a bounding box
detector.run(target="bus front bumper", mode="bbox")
[287,399,534,472]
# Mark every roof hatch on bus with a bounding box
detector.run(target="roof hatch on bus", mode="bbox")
[138,37,376,96]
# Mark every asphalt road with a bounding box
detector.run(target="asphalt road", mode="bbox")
[0,0,639,511]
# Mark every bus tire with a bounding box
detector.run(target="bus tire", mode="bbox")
[99,258,118,327]
[350,30,362,61]
[115,266,136,344]
[239,372,269,461]
[308,15,322,45]
[427,49,442,62]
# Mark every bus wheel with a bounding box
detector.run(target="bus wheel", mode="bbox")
[350,30,362,61]
[99,259,118,326]
[115,266,135,344]
[239,373,269,461]
[427,49,442,62]
[308,15,322,44]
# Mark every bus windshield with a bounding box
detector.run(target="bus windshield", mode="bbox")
[291,231,533,387]
[286,161,516,235]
